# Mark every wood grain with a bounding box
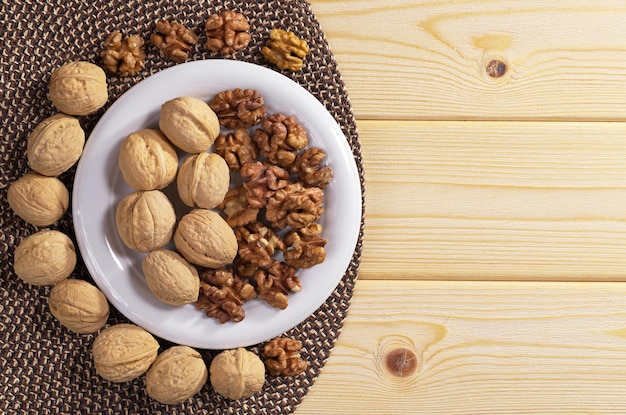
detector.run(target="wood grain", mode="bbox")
[358,120,626,280]
[310,1,626,121]
[296,280,626,415]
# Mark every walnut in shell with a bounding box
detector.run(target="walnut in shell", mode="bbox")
[142,249,200,306]
[209,348,265,400]
[7,172,69,226]
[145,345,208,405]
[177,152,230,208]
[27,113,85,176]
[115,190,176,253]
[92,323,160,383]
[118,129,178,190]
[48,61,108,116]
[174,209,237,268]
[13,229,76,286]
[159,96,220,154]
[49,279,109,333]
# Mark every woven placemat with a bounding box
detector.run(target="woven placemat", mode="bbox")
[0,1,364,414]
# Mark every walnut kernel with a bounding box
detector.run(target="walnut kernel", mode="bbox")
[215,129,259,170]
[150,20,198,62]
[218,185,260,227]
[265,182,323,229]
[253,113,308,168]
[209,88,267,129]
[196,267,256,324]
[205,11,251,55]
[101,31,145,76]
[263,337,308,376]
[283,223,327,269]
[261,29,309,71]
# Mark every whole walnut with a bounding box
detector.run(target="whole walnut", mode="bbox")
[177,152,229,209]
[210,348,265,400]
[174,209,237,268]
[159,96,220,153]
[27,113,85,176]
[145,345,208,405]
[118,129,179,190]
[115,190,176,253]
[13,229,76,286]
[92,323,160,383]
[48,61,108,116]
[142,249,200,306]
[49,279,110,333]
[8,172,69,226]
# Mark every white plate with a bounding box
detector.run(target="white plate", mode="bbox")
[72,60,362,349]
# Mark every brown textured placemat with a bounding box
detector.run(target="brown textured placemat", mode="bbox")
[0,1,364,414]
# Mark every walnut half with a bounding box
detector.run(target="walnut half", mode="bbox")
[100,31,145,76]
[150,20,198,62]
[205,11,251,55]
[263,337,308,376]
[261,29,309,71]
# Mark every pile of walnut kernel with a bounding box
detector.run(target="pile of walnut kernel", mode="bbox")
[101,11,309,75]
[195,87,333,323]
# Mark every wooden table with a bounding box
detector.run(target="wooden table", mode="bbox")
[298,2,626,413]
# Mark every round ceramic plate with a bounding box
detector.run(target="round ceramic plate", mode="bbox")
[72,60,362,349]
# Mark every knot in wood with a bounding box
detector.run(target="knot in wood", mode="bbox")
[384,347,418,377]
[485,59,507,78]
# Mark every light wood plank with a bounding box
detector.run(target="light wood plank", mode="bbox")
[309,0,626,120]
[358,120,626,280]
[296,280,626,415]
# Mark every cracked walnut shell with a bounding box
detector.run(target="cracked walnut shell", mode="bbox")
[174,209,237,268]
[8,172,69,227]
[48,61,108,116]
[115,190,176,253]
[101,31,145,77]
[177,152,230,209]
[13,229,76,286]
[118,129,178,191]
[205,11,251,55]
[261,29,309,71]
[210,348,265,400]
[92,323,160,383]
[142,249,200,306]
[160,96,220,154]
[27,113,85,177]
[49,279,109,334]
[146,345,208,405]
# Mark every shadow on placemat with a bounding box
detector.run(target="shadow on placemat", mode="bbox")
[0,0,364,414]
